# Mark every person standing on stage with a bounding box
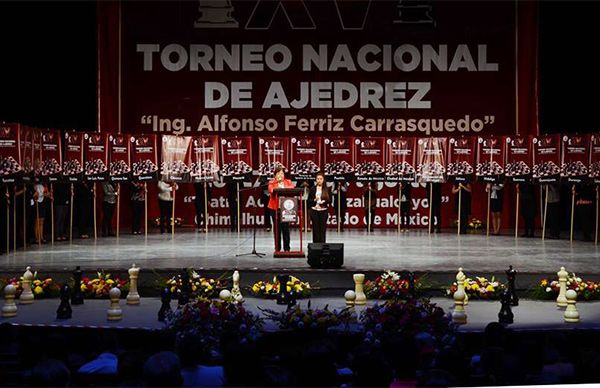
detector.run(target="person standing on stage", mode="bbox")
[331,182,348,231]
[574,183,594,241]
[75,182,93,239]
[363,183,377,232]
[53,182,69,241]
[131,181,145,235]
[157,180,177,234]
[487,183,504,235]
[400,182,411,231]
[259,176,272,232]
[33,179,49,243]
[308,172,331,243]
[193,182,211,232]
[101,181,116,237]
[518,182,536,237]
[546,184,561,239]
[226,182,239,232]
[427,183,442,232]
[268,166,295,252]
[452,182,471,234]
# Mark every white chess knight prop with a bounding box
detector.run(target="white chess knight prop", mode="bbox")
[19,266,35,305]
[127,264,141,305]
[231,270,243,302]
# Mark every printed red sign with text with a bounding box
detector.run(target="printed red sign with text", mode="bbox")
[589,135,600,184]
[290,136,321,181]
[19,126,33,183]
[417,137,447,183]
[324,137,354,182]
[161,135,192,183]
[64,132,84,182]
[0,123,22,183]
[220,136,253,182]
[448,137,476,183]
[40,129,62,182]
[354,137,385,182]
[191,135,220,182]
[532,134,561,183]
[109,134,131,182]
[85,132,109,181]
[258,137,289,177]
[476,136,505,183]
[561,134,590,184]
[385,137,416,182]
[131,134,159,181]
[505,135,532,183]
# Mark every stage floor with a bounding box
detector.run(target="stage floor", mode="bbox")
[1,229,599,275]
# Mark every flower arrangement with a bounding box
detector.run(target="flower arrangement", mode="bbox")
[468,218,483,230]
[261,301,356,331]
[152,217,183,227]
[364,270,423,299]
[0,273,60,299]
[361,299,452,346]
[250,275,312,299]
[159,269,224,299]
[80,271,128,298]
[446,276,505,299]
[167,298,262,353]
[531,273,600,301]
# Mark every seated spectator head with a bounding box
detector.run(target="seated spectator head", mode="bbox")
[31,359,70,387]
[177,336,211,367]
[143,351,182,387]
[484,322,507,348]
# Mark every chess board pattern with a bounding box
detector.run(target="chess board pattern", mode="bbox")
[132,159,158,176]
[532,161,560,178]
[385,161,415,176]
[355,161,384,176]
[41,158,61,176]
[476,161,504,176]
[190,160,220,177]
[258,161,286,176]
[290,160,320,176]
[63,160,83,176]
[85,159,108,176]
[161,160,190,176]
[0,156,22,176]
[324,161,353,176]
[110,160,131,176]
[221,160,252,176]
[589,162,600,178]
[417,161,445,177]
[561,161,588,177]
[447,161,474,176]
[505,161,531,177]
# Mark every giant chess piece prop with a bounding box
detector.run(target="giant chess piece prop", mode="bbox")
[107,287,122,321]
[353,273,367,305]
[344,290,356,306]
[158,287,172,322]
[71,266,84,305]
[506,265,519,306]
[498,289,514,324]
[2,284,17,318]
[452,282,467,324]
[178,269,191,307]
[556,267,568,307]
[564,289,580,323]
[456,268,468,306]
[126,264,141,305]
[231,270,244,302]
[56,284,72,320]
[276,274,295,306]
[19,266,34,305]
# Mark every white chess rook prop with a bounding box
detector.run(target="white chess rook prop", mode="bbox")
[353,274,367,305]
[231,270,243,302]
[126,264,141,305]
[564,289,580,323]
[107,287,122,321]
[456,268,468,306]
[344,290,356,306]
[19,266,34,305]
[556,267,568,307]
[2,285,18,318]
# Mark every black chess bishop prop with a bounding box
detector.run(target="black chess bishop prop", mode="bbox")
[498,289,514,324]
[506,265,519,306]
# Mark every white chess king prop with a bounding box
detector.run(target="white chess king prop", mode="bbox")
[107,287,123,321]
[2,285,18,318]
[126,264,141,305]
[353,274,367,305]
[19,266,35,305]
[564,289,580,323]
[556,267,568,307]
[231,270,244,302]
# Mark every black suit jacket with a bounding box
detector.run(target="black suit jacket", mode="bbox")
[307,185,331,209]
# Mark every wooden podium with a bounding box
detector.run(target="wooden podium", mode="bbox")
[272,187,305,258]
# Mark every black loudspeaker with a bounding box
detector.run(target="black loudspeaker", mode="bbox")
[307,243,344,268]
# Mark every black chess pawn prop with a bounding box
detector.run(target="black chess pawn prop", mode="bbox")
[498,289,514,324]
[276,274,295,306]
[158,287,172,322]
[506,265,519,306]
[57,284,72,320]
[71,266,84,305]
[178,269,191,307]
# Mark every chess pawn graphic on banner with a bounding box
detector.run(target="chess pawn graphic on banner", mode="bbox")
[107,287,122,321]
[556,267,568,307]
[19,266,34,305]
[2,285,17,318]
[194,0,239,28]
[126,264,141,305]
[353,274,367,305]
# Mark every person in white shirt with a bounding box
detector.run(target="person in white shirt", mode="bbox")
[157,180,177,234]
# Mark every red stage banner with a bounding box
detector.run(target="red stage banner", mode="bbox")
[590,135,600,184]
[19,126,33,183]
[385,137,416,182]
[354,137,385,182]
[324,137,354,182]
[258,137,289,177]
[63,132,84,182]
[109,134,131,182]
[0,123,22,184]
[532,134,561,183]
[448,136,476,183]
[476,136,506,183]
[161,135,192,183]
[190,135,220,183]
[131,134,158,181]
[561,134,590,184]
[417,137,447,183]
[290,136,321,181]
[85,132,109,181]
[505,135,532,183]
[220,136,253,182]
[40,129,62,182]
[32,129,42,178]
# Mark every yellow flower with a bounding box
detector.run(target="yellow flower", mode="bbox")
[192,285,197,292]
[286,285,292,293]
[106,279,114,285]
[170,286,176,293]
[252,285,259,293]
[541,280,548,287]
[206,285,213,290]
[486,285,495,292]
[471,284,480,291]
[34,286,43,295]
[80,284,87,292]
[294,284,302,292]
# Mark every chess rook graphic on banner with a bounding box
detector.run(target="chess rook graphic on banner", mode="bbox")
[385,137,416,182]
[161,135,192,182]
[131,134,159,181]
[532,134,561,183]
[561,134,590,184]
[85,133,109,181]
[448,136,476,183]
[63,132,84,182]
[220,136,253,182]
[109,134,131,182]
[590,135,600,184]
[0,123,23,184]
[191,135,220,182]
[354,137,385,182]
[290,136,321,181]
[324,137,354,182]
[476,136,506,183]
[417,137,447,183]
[505,135,532,183]
[40,129,62,182]
[258,137,289,177]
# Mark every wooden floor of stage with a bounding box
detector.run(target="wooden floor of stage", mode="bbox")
[1,228,599,275]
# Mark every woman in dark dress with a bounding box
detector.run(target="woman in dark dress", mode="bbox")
[452,183,471,234]
[307,173,331,243]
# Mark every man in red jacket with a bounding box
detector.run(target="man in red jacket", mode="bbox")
[268,166,295,251]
